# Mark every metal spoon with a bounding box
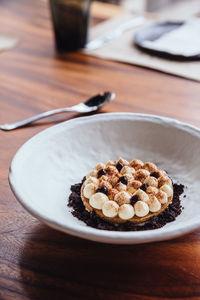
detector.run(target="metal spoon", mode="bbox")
[0,92,115,131]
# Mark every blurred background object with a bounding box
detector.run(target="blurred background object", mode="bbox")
[49,0,200,51]
[97,0,200,19]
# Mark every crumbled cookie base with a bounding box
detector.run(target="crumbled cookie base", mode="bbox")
[68,178,184,231]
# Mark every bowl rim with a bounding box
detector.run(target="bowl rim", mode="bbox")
[8,112,200,244]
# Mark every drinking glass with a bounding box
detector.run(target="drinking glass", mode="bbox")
[49,0,91,51]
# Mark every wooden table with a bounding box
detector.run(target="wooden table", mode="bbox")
[1,1,200,299]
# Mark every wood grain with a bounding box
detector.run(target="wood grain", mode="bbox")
[0,0,200,299]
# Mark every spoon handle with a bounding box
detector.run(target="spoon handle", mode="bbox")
[0,106,77,131]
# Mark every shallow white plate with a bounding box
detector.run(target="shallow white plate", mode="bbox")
[9,113,200,244]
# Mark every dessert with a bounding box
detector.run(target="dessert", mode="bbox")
[80,158,174,224]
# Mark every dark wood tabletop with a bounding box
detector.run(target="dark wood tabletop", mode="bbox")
[1,1,200,299]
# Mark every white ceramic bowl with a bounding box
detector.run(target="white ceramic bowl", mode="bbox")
[9,113,200,244]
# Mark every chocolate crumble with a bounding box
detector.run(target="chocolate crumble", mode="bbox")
[68,179,184,231]
[150,172,159,178]
[118,176,128,185]
[140,183,148,192]
[96,186,108,195]
[116,162,124,172]
[97,169,107,178]
[130,195,140,206]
